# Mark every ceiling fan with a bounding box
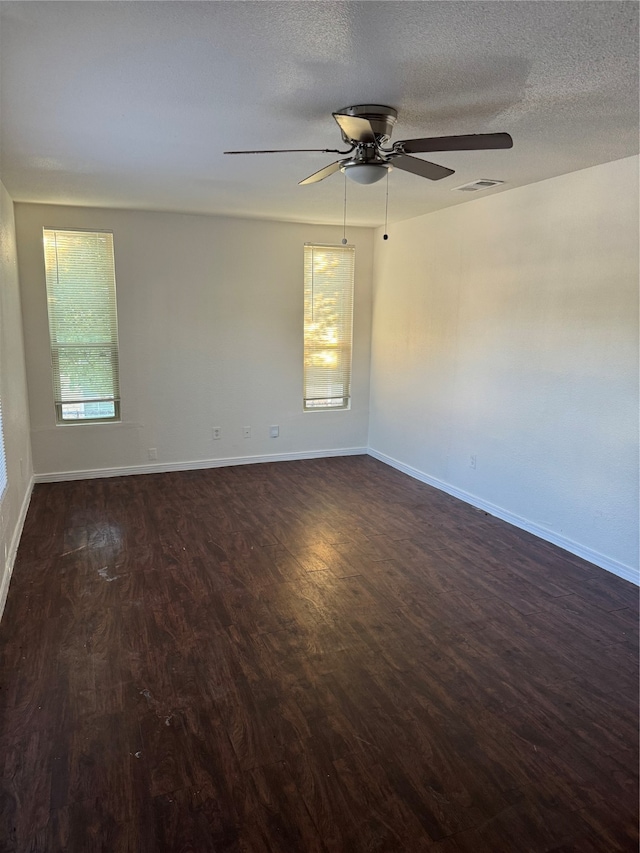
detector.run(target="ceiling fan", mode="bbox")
[224,104,513,186]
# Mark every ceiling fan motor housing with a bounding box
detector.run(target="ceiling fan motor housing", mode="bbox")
[335,105,398,145]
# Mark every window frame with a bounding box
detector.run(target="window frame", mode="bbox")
[0,397,7,501]
[303,243,355,413]
[43,227,121,425]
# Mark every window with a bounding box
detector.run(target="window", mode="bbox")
[43,229,120,422]
[0,397,6,500]
[303,244,355,411]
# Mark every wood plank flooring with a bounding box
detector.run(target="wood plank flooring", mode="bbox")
[0,455,638,852]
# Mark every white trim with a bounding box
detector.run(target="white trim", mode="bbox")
[33,447,369,483]
[28,447,639,587]
[0,475,35,622]
[368,448,639,587]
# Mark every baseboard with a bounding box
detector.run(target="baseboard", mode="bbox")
[368,448,639,586]
[0,475,35,622]
[29,446,639,585]
[33,447,369,483]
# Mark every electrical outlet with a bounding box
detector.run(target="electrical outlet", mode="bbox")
[470,454,476,469]
[242,426,251,439]
[212,427,221,440]
[270,425,279,438]
[148,447,158,461]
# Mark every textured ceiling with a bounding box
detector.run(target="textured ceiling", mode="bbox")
[1,1,638,227]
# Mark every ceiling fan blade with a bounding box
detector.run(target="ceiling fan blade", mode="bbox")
[399,133,513,154]
[299,160,344,185]
[333,113,376,144]
[391,154,454,181]
[224,147,347,155]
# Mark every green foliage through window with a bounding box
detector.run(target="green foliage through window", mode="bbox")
[43,229,120,422]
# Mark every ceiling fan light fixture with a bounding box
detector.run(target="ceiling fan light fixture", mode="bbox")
[342,162,389,184]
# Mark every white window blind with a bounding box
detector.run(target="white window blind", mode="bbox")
[303,244,355,411]
[43,229,120,422]
[0,397,7,500]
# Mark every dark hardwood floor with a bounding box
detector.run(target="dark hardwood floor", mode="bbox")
[0,455,638,852]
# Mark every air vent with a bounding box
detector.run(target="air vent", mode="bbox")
[453,179,504,192]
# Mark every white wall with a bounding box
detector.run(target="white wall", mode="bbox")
[369,156,639,581]
[11,159,640,582]
[0,181,33,615]
[14,205,374,476]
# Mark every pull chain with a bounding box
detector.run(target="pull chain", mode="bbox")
[342,171,348,245]
[383,168,390,240]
